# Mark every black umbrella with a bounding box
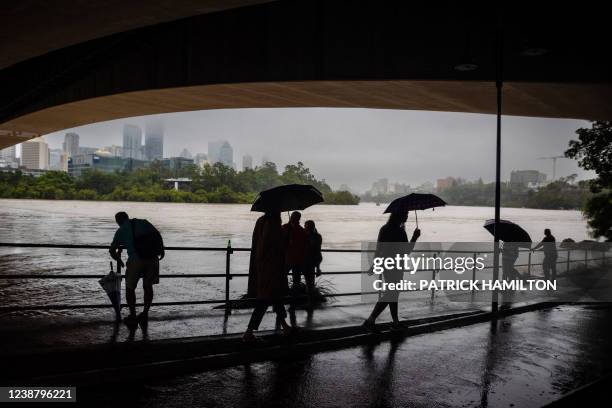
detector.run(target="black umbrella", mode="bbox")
[98,261,122,321]
[384,193,446,228]
[483,219,532,247]
[251,184,324,213]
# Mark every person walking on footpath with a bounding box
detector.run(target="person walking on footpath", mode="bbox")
[243,211,292,342]
[109,212,164,324]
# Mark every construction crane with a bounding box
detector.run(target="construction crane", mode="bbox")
[537,156,567,181]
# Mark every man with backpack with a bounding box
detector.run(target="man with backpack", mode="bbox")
[109,211,164,323]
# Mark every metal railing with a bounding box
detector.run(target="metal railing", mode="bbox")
[0,242,608,313]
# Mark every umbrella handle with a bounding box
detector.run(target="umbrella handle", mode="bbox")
[415,211,419,229]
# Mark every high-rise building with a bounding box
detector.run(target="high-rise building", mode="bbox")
[21,137,49,170]
[217,142,233,167]
[207,140,225,163]
[510,170,547,187]
[179,148,193,159]
[0,145,17,161]
[68,154,149,178]
[194,153,209,167]
[122,124,143,160]
[103,145,123,157]
[0,145,17,160]
[144,121,164,160]
[242,154,253,170]
[62,132,80,157]
[49,148,66,171]
[0,145,18,168]
[79,146,98,156]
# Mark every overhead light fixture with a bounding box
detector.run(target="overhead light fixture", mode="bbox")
[454,63,479,72]
[520,47,549,57]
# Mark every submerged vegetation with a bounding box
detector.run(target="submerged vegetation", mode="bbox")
[438,176,593,210]
[0,161,360,205]
[361,176,593,211]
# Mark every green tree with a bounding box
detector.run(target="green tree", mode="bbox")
[0,160,358,206]
[565,121,612,240]
[76,170,120,195]
[281,162,331,193]
[324,190,360,205]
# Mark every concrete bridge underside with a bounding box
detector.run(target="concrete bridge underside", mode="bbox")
[1,0,611,148]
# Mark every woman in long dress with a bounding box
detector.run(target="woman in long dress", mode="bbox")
[243,211,292,341]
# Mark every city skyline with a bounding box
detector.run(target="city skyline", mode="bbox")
[3,133,583,194]
[29,108,595,192]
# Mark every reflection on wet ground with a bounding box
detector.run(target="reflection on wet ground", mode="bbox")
[79,304,612,408]
[0,298,482,351]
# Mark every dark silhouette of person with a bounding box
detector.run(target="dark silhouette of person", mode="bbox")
[532,228,558,280]
[247,214,267,298]
[282,211,308,301]
[303,220,323,309]
[243,211,292,342]
[500,241,520,309]
[363,210,420,330]
[501,241,520,281]
[109,212,164,324]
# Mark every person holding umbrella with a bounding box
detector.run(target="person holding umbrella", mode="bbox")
[363,193,444,331]
[363,209,421,331]
[243,184,324,342]
[243,210,292,342]
[483,219,532,309]
[483,219,532,282]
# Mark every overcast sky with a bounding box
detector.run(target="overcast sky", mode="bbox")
[40,108,593,192]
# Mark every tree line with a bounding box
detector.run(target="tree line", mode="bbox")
[361,177,592,210]
[438,176,592,210]
[0,161,361,205]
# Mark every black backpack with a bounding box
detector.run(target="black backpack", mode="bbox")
[130,219,164,259]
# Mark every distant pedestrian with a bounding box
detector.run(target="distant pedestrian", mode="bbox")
[109,212,164,324]
[303,220,323,309]
[500,241,521,309]
[501,241,520,280]
[363,210,420,330]
[243,211,292,342]
[532,229,558,280]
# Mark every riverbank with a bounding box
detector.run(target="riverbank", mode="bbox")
[361,178,593,210]
[0,162,361,205]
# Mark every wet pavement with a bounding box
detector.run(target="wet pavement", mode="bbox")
[78,304,612,408]
[0,296,483,352]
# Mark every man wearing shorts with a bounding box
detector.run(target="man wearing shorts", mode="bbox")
[109,212,164,323]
